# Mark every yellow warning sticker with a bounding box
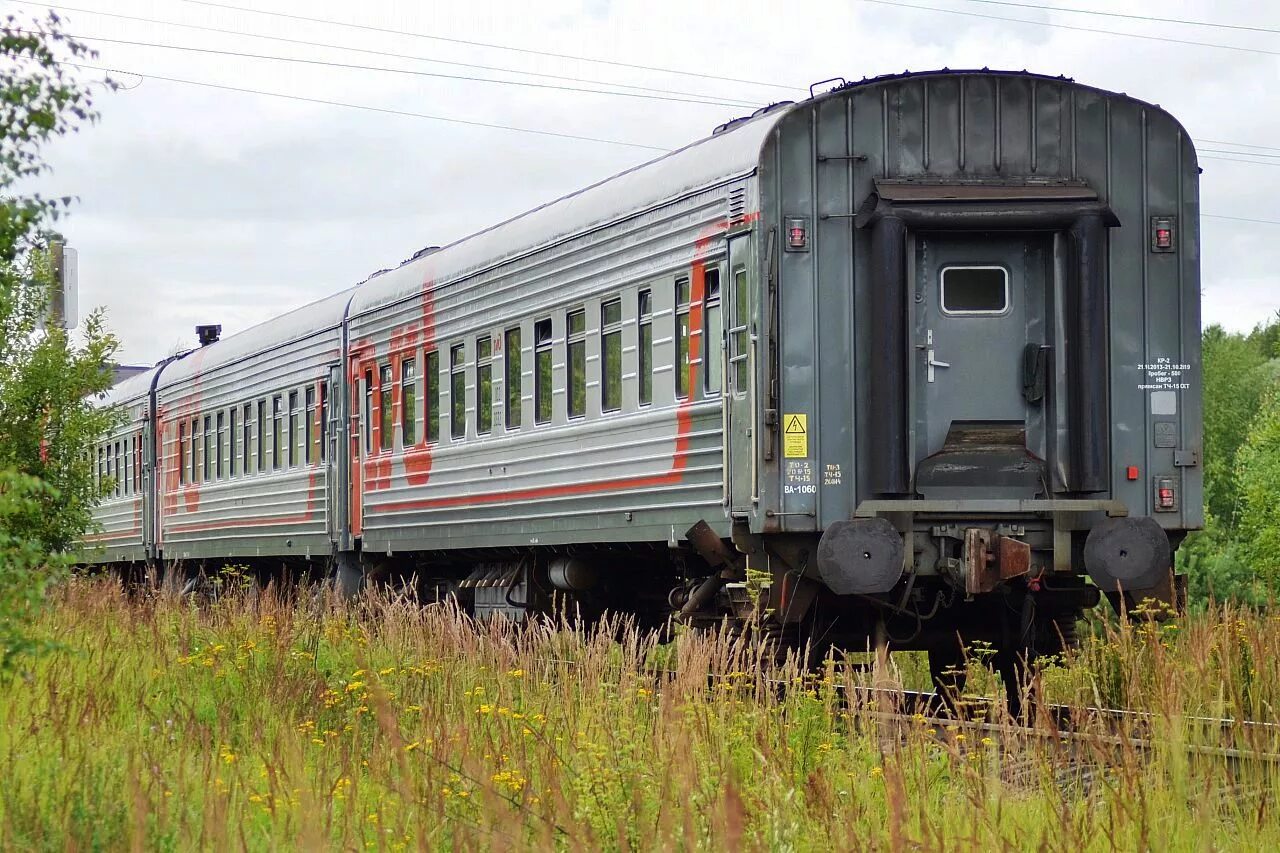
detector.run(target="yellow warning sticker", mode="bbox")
[783,413,808,458]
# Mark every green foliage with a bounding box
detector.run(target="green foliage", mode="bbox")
[1185,316,1280,607]
[0,472,70,672]
[1236,386,1280,587]
[1200,324,1271,527]
[5,583,1280,849]
[0,11,119,674]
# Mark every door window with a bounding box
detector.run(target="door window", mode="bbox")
[940,265,1009,315]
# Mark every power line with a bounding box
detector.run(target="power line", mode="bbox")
[1203,214,1280,227]
[59,60,673,152]
[23,1,1280,158]
[948,0,1280,36]
[21,1,764,107]
[162,0,803,92]
[856,0,1280,57]
[1202,155,1280,168]
[1201,147,1280,161]
[1197,139,1280,154]
[47,30,757,109]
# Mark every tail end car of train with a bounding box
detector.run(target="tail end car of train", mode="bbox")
[85,70,1202,688]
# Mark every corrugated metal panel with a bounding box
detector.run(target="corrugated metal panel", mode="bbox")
[348,111,785,320]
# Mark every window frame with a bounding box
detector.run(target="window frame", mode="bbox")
[600,298,623,413]
[203,415,213,483]
[450,344,466,440]
[566,308,586,420]
[504,327,521,431]
[638,289,653,407]
[272,395,284,471]
[476,335,493,435]
[243,403,254,475]
[426,350,440,442]
[306,385,318,464]
[216,410,226,480]
[675,277,692,399]
[729,266,750,395]
[400,358,416,447]
[939,264,1011,316]
[534,318,553,425]
[230,407,239,477]
[178,423,187,485]
[257,400,267,473]
[703,266,723,397]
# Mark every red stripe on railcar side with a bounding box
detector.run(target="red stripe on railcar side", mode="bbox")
[364,213,755,517]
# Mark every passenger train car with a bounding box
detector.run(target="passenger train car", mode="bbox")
[86,70,1202,691]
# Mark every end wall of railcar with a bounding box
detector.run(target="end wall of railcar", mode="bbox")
[750,73,1202,538]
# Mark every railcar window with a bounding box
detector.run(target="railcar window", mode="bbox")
[123,438,130,496]
[601,299,622,413]
[362,371,373,454]
[704,268,723,396]
[477,336,493,435]
[257,400,266,473]
[730,267,749,393]
[230,408,239,477]
[400,360,415,447]
[96,447,103,491]
[178,424,186,485]
[450,345,466,440]
[675,277,691,399]
[319,382,328,462]
[288,390,302,465]
[426,351,440,442]
[272,396,283,471]
[379,366,393,452]
[567,309,586,419]
[135,433,143,492]
[203,416,213,483]
[534,319,553,424]
[242,404,253,475]
[940,266,1009,315]
[306,386,318,464]
[216,411,225,480]
[191,418,200,484]
[505,328,521,430]
[638,290,653,406]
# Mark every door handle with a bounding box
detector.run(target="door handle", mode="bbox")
[927,349,950,383]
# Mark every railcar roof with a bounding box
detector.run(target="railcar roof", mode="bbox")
[95,364,162,408]
[158,286,358,389]
[347,106,791,317]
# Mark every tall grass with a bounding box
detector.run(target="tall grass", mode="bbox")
[1,578,1278,850]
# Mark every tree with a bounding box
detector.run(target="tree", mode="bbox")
[0,11,119,672]
[1199,324,1270,528]
[1236,386,1280,590]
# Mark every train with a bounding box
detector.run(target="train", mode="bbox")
[86,69,1203,698]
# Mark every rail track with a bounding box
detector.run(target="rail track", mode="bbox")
[533,656,1280,766]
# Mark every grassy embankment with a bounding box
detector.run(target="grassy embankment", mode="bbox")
[2,579,1279,850]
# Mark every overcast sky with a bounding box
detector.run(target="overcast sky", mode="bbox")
[22,0,1280,364]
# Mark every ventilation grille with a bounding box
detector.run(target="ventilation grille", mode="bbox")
[728,187,747,225]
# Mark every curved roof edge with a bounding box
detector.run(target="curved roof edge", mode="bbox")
[158,286,359,388]
[348,105,789,317]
